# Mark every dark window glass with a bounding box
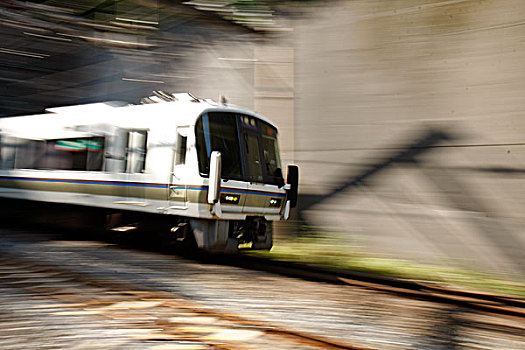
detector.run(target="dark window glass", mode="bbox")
[44,137,104,171]
[0,136,16,169]
[176,134,187,165]
[196,113,242,180]
[42,140,82,170]
[195,112,284,186]
[125,131,147,173]
[244,133,263,182]
[85,138,105,171]
[10,137,105,171]
[196,118,208,174]
[15,139,45,169]
[261,122,282,182]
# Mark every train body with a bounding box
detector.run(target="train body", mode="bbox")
[0,92,298,252]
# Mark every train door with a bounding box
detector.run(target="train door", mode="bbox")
[238,116,284,213]
[125,130,148,204]
[169,127,188,209]
[105,128,148,205]
[240,126,268,212]
[105,127,128,201]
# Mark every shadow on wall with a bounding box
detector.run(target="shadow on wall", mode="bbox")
[295,128,525,275]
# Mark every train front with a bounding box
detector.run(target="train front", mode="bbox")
[189,109,298,253]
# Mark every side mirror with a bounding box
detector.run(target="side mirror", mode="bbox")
[286,165,299,208]
[208,151,222,204]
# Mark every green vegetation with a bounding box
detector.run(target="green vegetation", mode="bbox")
[246,225,525,298]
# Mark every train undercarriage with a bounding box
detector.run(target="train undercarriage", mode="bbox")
[0,198,273,253]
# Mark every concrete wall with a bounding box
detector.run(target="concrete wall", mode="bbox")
[292,0,525,277]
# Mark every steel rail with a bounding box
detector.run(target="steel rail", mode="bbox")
[196,254,525,319]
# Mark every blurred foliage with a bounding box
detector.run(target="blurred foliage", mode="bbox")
[247,225,525,298]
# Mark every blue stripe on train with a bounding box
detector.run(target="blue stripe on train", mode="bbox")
[0,176,286,198]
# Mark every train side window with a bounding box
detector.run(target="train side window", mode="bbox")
[38,137,105,171]
[176,133,187,165]
[126,130,147,173]
[15,139,46,169]
[0,136,16,169]
[85,137,105,171]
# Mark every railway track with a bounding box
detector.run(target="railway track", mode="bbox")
[0,229,523,349]
[203,254,525,319]
[0,243,370,349]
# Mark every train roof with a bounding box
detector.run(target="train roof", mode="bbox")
[0,92,278,137]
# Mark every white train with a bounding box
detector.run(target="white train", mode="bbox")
[0,92,298,252]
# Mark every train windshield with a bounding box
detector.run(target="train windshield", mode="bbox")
[196,112,283,186]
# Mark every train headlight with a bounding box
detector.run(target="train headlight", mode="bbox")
[220,194,240,204]
[269,198,282,207]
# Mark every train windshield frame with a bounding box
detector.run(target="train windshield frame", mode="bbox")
[195,112,283,186]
